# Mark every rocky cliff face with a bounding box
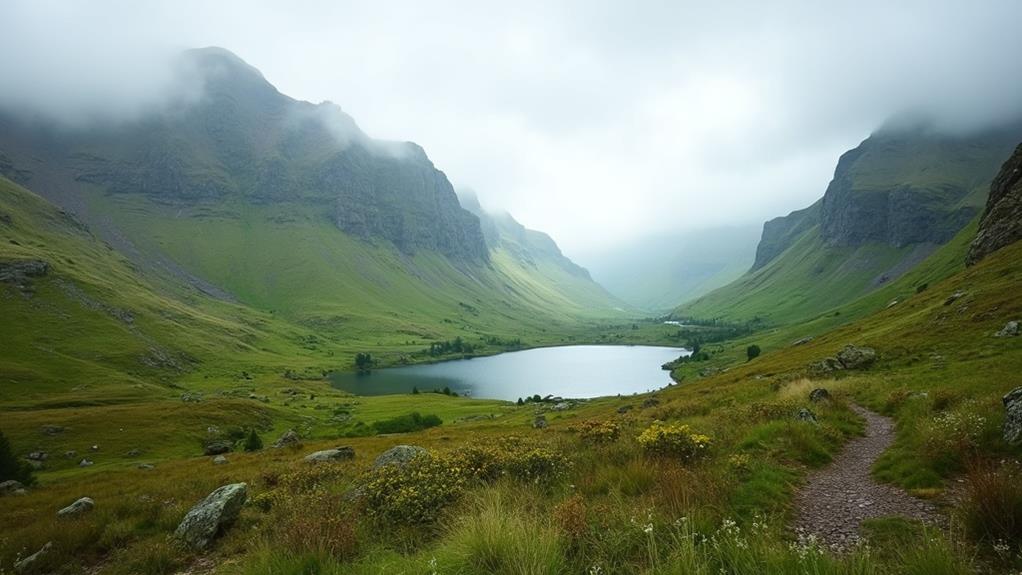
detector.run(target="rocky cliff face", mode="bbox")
[967,142,1022,265]
[0,47,488,262]
[750,122,1022,271]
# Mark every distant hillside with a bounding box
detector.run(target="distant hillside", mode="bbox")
[677,122,1022,324]
[0,47,624,339]
[581,225,761,312]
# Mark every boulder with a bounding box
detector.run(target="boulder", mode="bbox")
[1003,387,1022,445]
[532,415,548,429]
[809,388,831,403]
[138,463,155,470]
[272,429,302,449]
[836,345,877,370]
[795,408,818,424]
[181,392,203,403]
[57,497,95,517]
[174,483,248,550]
[203,441,232,456]
[26,451,47,461]
[304,446,355,463]
[125,448,142,457]
[13,541,51,573]
[943,291,966,306]
[212,455,228,465]
[0,479,25,496]
[791,336,814,347]
[373,445,427,469]
[40,425,65,436]
[995,320,1020,338]
[78,459,94,467]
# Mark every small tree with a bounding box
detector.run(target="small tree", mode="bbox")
[746,344,761,361]
[411,386,420,395]
[0,430,34,485]
[243,429,263,452]
[354,352,373,373]
[517,397,524,406]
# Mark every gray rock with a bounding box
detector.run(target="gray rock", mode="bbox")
[532,415,548,429]
[0,259,49,289]
[26,451,47,461]
[552,401,571,411]
[373,445,427,469]
[304,446,355,463]
[836,345,877,370]
[1003,387,1022,445]
[57,497,95,517]
[203,441,232,456]
[796,408,818,424]
[212,455,228,465]
[272,429,302,449]
[0,479,25,496]
[995,320,1020,337]
[138,463,155,470]
[13,541,51,573]
[40,425,65,436]
[181,392,203,403]
[967,142,1022,265]
[78,459,93,467]
[64,450,77,459]
[791,336,814,347]
[125,448,142,457]
[809,388,831,402]
[174,483,248,550]
[943,291,967,306]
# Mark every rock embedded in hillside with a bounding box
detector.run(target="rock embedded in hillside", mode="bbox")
[174,482,248,550]
[796,408,818,424]
[617,404,633,414]
[26,451,47,461]
[944,291,967,306]
[40,424,65,436]
[78,458,93,467]
[13,541,51,573]
[203,441,232,456]
[836,345,877,370]
[212,455,228,465]
[532,415,548,429]
[304,446,355,463]
[57,497,95,517]
[0,479,26,496]
[138,463,155,470]
[125,448,142,457]
[1003,387,1022,445]
[642,397,660,409]
[0,259,49,290]
[810,357,844,374]
[995,320,1020,337]
[809,388,831,403]
[967,142,1022,265]
[373,445,427,469]
[272,429,302,449]
[791,336,814,347]
[181,392,203,403]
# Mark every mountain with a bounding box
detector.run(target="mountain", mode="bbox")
[676,121,1022,324]
[968,142,1022,264]
[0,47,623,347]
[580,225,761,312]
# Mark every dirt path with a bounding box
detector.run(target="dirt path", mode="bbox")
[793,404,937,551]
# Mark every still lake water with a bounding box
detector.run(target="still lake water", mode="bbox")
[329,345,688,401]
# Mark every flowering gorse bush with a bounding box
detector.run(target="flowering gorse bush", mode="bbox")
[358,438,568,524]
[636,421,712,461]
[569,419,622,444]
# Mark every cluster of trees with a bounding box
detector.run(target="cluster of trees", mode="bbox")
[0,430,35,486]
[354,352,373,372]
[411,386,459,396]
[425,337,475,357]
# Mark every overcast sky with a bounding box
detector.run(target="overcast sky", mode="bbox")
[3,1,1022,259]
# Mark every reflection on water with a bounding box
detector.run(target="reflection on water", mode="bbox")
[329,345,688,401]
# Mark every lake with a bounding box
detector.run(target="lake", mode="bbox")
[329,345,688,401]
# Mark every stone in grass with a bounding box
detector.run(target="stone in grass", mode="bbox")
[304,446,355,463]
[174,483,248,550]
[795,408,818,424]
[809,388,831,403]
[203,441,232,456]
[836,345,877,370]
[57,497,95,517]
[1003,386,1022,445]
[13,541,51,573]
[0,479,26,496]
[995,320,1020,337]
[272,429,302,449]
[532,415,548,429]
[212,455,229,465]
[373,445,427,469]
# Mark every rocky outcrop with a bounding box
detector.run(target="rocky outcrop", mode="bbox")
[752,201,821,270]
[0,479,26,496]
[304,446,355,463]
[174,482,248,550]
[996,321,1020,337]
[809,388,831,403]
[373,445,427,469]
[57,497,94,517]
[203,441,232,456]
[13,541,51,573]
[272,429,302,449]
[836,345,877,369]
[532,415,548,429]
[796,408,818,423]
[968,142,1022,265]
[1004,387,1022,445]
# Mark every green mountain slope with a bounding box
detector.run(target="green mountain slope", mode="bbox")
[677,123,1022,324]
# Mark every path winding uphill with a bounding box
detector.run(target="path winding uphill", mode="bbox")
[794,404,937,550]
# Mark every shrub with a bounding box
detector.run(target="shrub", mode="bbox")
[962,461,1022,554]
[746,344,761,361]
[0,429,34,485]
[637,421,712,461]
[569,420,621,444]
[372,412,442,434]
[244,429,264,452]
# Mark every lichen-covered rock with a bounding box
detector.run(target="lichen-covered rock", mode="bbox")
[836,345,877,369]
[968,142,1022,265]
[272,429,302,449]
[995,320,1020,337]
[203,441,232,456]
[373,445,427,469]
[809,388,831,403]
[304,446,355,463]
[13,541,51,573]
[57,497,94,517]
[1003,387,1022,445]
[796,408,818,424]
[174,483,248,550]
[0,479,25,496]
[810,357,844,374]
